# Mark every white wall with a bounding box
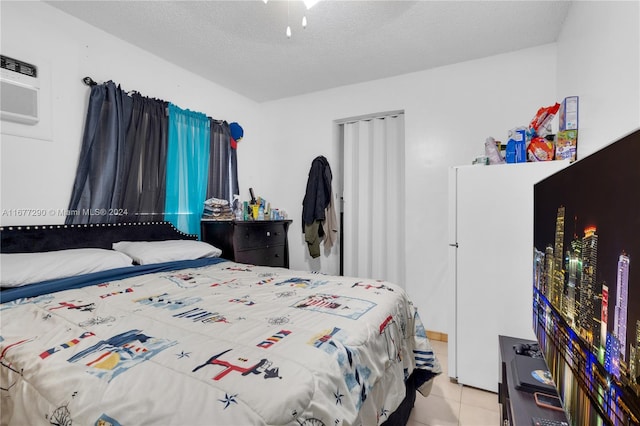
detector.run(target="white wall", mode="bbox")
[0,1,263,226]
[259,0,640,339]
[556,0,640,157]
[261,44,559,333]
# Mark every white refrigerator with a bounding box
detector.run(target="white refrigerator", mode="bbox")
[447,160,569,392]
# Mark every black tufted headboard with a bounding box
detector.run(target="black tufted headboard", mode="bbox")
[0,222,197,253]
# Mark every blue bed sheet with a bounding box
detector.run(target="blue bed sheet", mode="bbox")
[0,257,227,303]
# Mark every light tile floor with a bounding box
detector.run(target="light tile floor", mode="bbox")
[407,340,501,426]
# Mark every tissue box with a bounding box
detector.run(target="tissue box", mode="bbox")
[559,96,579,131]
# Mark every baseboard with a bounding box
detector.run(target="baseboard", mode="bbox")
[426,330,448,342]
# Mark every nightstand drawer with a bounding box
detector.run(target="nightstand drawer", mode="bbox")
[233,224,287,250]
[235,246,287,268]
[200,219,292,268]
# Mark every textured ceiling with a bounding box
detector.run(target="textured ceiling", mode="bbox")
[47,0,572,102]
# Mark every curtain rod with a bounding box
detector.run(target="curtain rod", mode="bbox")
[79,76,226,123]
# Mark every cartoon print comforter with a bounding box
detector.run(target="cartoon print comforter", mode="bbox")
[1,260,442,426]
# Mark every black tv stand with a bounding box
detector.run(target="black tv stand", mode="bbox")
[499,335,570,425]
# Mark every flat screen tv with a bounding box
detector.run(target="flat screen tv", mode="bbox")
[533,128,640,426]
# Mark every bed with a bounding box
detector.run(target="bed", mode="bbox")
[0,222,441,426]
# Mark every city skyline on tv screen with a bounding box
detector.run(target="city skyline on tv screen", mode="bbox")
[533,128,640,425]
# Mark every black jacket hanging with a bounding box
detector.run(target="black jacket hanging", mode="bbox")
[302,156,333,258]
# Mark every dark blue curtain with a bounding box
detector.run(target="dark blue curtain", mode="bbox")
[66,82,167,224]
[66,82,130,224]
[207,120,239,203]
[120,93,168,222]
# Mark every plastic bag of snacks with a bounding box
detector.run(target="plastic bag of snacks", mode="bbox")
[484,136,505,164]
[529,103,560,137]
[527,136,554,161]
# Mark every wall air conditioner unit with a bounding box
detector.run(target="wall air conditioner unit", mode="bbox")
[1,55,39,125]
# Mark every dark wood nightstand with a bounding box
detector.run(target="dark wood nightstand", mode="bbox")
[200,219,292,268]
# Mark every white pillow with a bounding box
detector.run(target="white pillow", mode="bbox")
[112,240,222,265]
[1,248,133,288]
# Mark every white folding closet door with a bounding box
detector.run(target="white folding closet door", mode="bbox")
[342,113,405,286]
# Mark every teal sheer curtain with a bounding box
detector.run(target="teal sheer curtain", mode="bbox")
[165,103,211,237]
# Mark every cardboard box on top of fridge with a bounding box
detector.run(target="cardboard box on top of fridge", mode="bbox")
[556,129,578,162]
[559,96,579,131]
